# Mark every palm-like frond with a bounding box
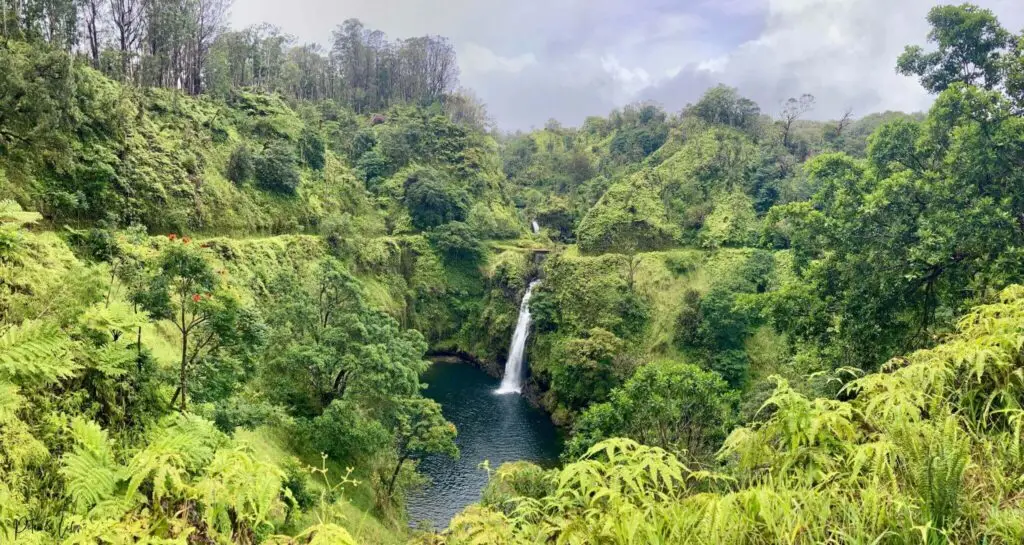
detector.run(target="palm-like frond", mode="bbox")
[125,414,223,504]
[0,320,77,385]
[60,418,124,513]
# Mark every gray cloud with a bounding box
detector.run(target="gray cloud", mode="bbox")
[231,0,1024,129]
[642,0,1024,121]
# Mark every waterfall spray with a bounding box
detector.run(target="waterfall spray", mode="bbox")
[496,280,540,394]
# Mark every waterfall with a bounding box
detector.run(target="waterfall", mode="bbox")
[531,220,540,234]
[496,280,540,394]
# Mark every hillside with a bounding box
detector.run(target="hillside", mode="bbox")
[3,2,1024,544]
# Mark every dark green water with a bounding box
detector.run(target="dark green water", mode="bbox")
[406,361,562,529]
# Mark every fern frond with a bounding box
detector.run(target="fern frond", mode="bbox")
[195,447,287,539]
[77,301,148,343]
[125,414,224,504]
[0,381,24,421]
[81,342,134,378]
[60,418,124,513]
[0,320,77,385]
[0,200,42,227]
[292,523,360,545]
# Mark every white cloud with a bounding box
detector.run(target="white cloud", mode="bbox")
[460,43,536,74]
[230,0,1024,128]
[599,55,652,98]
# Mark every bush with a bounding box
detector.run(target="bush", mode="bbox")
[549,328,626,409]
[698,191,759,249]
[225,145,254,185]
[481,462,553,512]
[612,289,649,339]
[350,128,378,160]
[299,128,326,171]
[355,149,391,190]
[404,167,469,230]
[566,360,735,459]
[427,221,483,262]
[529,289,559,333]
[674,289,703,348]
[300,400,391,463]
[710,349,749,389]
[254,144,300,195]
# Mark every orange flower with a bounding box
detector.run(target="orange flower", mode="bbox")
[168,233,177,241]
[182,236,192,244]
[192,294,201,303]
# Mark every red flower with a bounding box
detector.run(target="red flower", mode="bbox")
[192,294,202,303]
[168,233,178,241]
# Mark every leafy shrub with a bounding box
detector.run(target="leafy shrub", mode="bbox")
[298,128,326,171]
[698,191,759,249]
[254,144,300,195]
[549,328,626,409]
[225,145,254,185]
[404,167,469,230]
[467,203,521,239]
[566,360,736,459]
[674,289,703,347]
[355,150,391,190]
[663,251,699,276]
[350,128,378,160]
[576,171,679,254]
[528,289,559,333]
[300,400,391,463]
[612,289,649,339]
[709,349,749,388]
[427,222,483,262]
[481,461,552,512]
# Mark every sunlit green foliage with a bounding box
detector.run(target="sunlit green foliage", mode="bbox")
[566,360,735,460]
[6,4,1024,544]
[435,285,1024,544]
[577,171,680,254]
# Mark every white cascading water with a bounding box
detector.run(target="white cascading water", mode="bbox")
[495,280,540,394]
[531,220,540,234]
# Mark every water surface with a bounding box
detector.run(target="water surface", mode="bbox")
[406,361,562,529]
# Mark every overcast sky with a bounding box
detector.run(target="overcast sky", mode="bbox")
[231,0,1024,130]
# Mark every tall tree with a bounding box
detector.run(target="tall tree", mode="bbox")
[779,93,815,148]
[109,0,142,81]
[78,0,103,66]
[189,0,228,94]
[897,3,1011,93]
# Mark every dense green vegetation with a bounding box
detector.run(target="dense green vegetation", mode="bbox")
[3,1,1024,543]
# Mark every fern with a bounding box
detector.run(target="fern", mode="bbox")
[0,200,42,227]
[195,447,288,541]
[893,416,971,541]
[60,418,124,513]
[124,414,223,504]
[0,320,77,385]
[76,301,148,345]
[0,381,23,421]
[286,523,360,545]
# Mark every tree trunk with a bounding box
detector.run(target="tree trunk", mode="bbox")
[386,454,409,498]
[179,329,188,412]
